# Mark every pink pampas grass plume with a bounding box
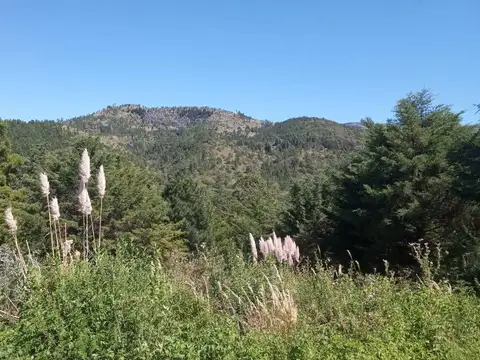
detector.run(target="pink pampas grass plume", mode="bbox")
[259,237,267,255]
[266,237,275,254]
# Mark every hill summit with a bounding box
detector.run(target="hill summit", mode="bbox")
[69,104,264,134]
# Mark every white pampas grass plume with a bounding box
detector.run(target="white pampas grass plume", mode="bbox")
[4,208,17,234]
[50,197,60,220]
[79,188,92,215]
[97,165,106,199]
[294,245,300,263]
[39,172,50,197]
[249,233,258,263]
[62,239,74,260]
[79,149,91,184]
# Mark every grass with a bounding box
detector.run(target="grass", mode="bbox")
[1,247,479,359]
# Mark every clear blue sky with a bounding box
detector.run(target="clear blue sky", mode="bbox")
[1,0,478,123]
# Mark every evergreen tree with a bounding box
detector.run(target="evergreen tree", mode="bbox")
[163,175,218,251]
[329,90,470,269]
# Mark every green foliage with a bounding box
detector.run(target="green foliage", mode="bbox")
[163,175,219,251]
[4,91,480,284]
[4,93,480,357]
[328,90,472,268]
[2,252,480,359]
[6,134,185,257]
[238,117,362,186]
[281,178,333,254]
[5,120,75,156]
[0,121,44,251]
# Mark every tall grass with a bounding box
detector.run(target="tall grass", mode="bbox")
[97,164,106,249]
[1,248,480,359]
[39,172,54,257]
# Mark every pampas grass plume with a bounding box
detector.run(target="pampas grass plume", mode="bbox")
[50,197,60,220]
[62,239,74,259]
[79,149,91,184]
[259,237,267,255]
[249,233,258,263]
[266,237,275,253]
[79,188,92,215]
[39,172,50,197]
[4,207,17,234]
[97,165,106,199]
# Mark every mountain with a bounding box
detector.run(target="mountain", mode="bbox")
[4,105,364,188]
[67,104,264,135]
[343,122,367,130]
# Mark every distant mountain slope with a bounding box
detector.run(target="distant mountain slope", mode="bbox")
[247,117,362,152]
[343,122,367,130]
[3,106,365,188]
[67,105,264,135]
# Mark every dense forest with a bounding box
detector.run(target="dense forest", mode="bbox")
[1,90,480,358]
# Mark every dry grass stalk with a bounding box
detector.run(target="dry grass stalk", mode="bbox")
[249,233,258,263]
[61,239,74,264]
[40,172,55,256]
[4,208,27,279]
[223,268,298,333]
[97,165,106,249]
[50,197,61,258]
[78,188,93,259]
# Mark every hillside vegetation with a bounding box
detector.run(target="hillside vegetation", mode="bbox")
[1,90,480,358]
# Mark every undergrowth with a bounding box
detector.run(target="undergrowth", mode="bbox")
[1,247,479,359]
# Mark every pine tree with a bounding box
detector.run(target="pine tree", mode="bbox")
[329,90,470,269]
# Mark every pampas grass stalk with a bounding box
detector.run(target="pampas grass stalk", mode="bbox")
[5,208,27,279]
[61,239,73,264]
[78,149,92,259]
[90,213,96,251]
[249,233,258,264]
[40,172,55,256]
[97,165,106,249]
[50,197,61,260]
[79,188,92,259]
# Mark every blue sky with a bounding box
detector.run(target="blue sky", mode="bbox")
[1,0,478,123]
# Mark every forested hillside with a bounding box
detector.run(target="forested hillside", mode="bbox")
[2,91,480,358]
